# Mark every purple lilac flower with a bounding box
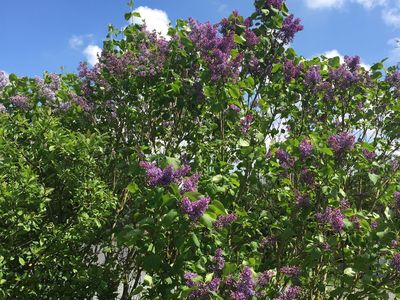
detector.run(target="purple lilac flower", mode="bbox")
[299,138,313,158]
[36,77,56,102]
[228,104,241,113]
[395,192,400,211]
[72,95,93,112]
[184,272,198,287]
[240,114,253,135]
[213,213,237,229]
[370,221,379,230]
[0,103,6,113]
[392,253,400,272]
[261,235,277,248]
[316,207,345,232]
[139,161,163,186]
[276,148,295,169]
[320,242,331,252]
[58,102,72,112]
[363,149,377,161]
[265,0,284,9]
[188,277,221,299]
[329,64,357,89]
[328,132,355,155]
[212,248,225,271]
[318,81,334,101]
[9,95,31,111]
[350,215,361,230]
[300,168,314,185]
[391,240,399,248]
[283,59,301,82]
[230,266,255,300]
[274,286,302,300]
[139,161,191,187]
[180,196,210,221]
[294,191,309,207]
[181,173,201,194]
[0,71,9,89]
[257,271,274,286]
[339,199,350,210]
[245,29,259,46]
[344,55,360,71]
[304,65,321,88]
[279,14,304,44]
[280,266,301,277]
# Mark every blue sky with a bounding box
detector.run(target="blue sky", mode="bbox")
[1,0,400,77]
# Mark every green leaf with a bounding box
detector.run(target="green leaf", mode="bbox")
[127,182,138,193]
[234,34,246,45]
[162,209,178,226]
[18,257,25,266]
[344,267,356,277]
[368,173,380,185]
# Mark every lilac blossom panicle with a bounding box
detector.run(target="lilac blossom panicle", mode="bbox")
[0,71,9,89]
[280,266,301,277]
[213,213,237,229]
[318,81,334,101]
[279,14,304,44]
[229,104,241,113]
[230,266,255,300]
[180,196,210,221]
[344,55,360,71]
[187,277,221,299]
[72,95,93,112]
[299,138,313,158]
[265,0,284,9]
[283,59,301,82]
[363,149,377,161]
[240,114,253,135]
[328,132,355,155]
[316,207,345,232]
[276,148,295,169]
[329,64,357,89]
[10,95,31,111]
[257,271,274,286]
[212,248,225,271]
[370,221,378,230]
[391,240,398,248]
[300,168,314,185]
[394,192,400,211]
[294,190,309,207]
[339,199,350,210]
[304,65,321,88]
[0,104,6,113]
[184,272,198,287]
[350,215,361,230]
[36,77,56,102]
[245,29,259,46]
[181,173,201,194]
[392,253,400,272]
[274,286,302,300]
[58,102,72,112]
[139,161,191,187]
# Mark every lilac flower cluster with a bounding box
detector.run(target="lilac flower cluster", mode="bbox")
[230,266,255,300]
[328,132,355,155]
[0,71,9,89]
[240,114,253,135]
[265,0,284,9]
[274,286,302,300]
[386,70,400,97]
[71,95,93,112]
[36,77,57,102]
[344,55,360,71]
[362,149,377,161]
[283,59,302,82]
[294,190,309,207]
[261,235,277,248]
[245,29,259,47]
[299,138,313,158]
[317,81,334,101]
[212,248,225,271]
[395,192,400,211]
[9,95,31,111]
[349,215,361,230]
[278,14,304,44]
[280,266,301,277]
[304,65,321,88]
[300,168,314,185]
[276,148,295,169]
[329,64,358,89]
[229,104,241,113]
[392,253,400,272]
[316,207,345,232]
[139,161,191,187]
[0,104,6,113]
[184,272,221,299]
[180,196,210,221]
[213,213,238,229]
[257,271,274,287]
[181,173,201,194]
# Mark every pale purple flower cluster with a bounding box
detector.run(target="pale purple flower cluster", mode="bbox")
[279,14,304,44]
[392,253,400,272]
[386,70,400,96]
[36,77,56,102]
[395,192,400,210]
[188,18,242,81]
[280,266,301,277]
[344,55,360,71]
[230,266,255,300]
[58,102,72,112]
[274,286,302,300]
[240,114,253,135]
[0,104,6,113]
[139,161,191,187]
[72,95,93,112]
[300,168,314,185]
[349,215,361,230]
[9,95,31,111]
[257,271,274,286]
[261,235,277,248]
[370,221,379,230]
[185,274,221,299]
[299,138,313,158]
[304,65,321,88]
[329,64,358,89]
[391,240,398,248]
[213,248,225,271]
[316,207,345,232]
[184,272,198,287]
[317,81,334,101]
[180,196,210,221]
[294,190,309,207]
[328,132,355,155]
[265,0,284,9]
[339,199,350,210]
[213,213,237,229]
[0,71,9,89]
[283,59,302,82]
[276,148,295,169]
[229,104,241,113]
[245,29,259,47]
[362,149,377,161]
[181,173,201,194]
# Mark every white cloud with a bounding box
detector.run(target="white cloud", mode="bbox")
[382,8,400,27]
[131,6,170,38]
[83,45,102,66]
[354,0,387,9]
[304,0,345,9]
[68,34,94,49]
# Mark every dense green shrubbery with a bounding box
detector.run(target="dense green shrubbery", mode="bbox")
[0,0,400,298]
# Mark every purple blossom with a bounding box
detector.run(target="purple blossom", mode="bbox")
[329,64,357,89]
[350,215,361,230]
[187,277,221,299]
[257,271,274,286]
[339,199,350,210]
[245,29,259,46]
[212,248,225,271]
[72,95,93,112]
[299,138,313,158]
[283,59,301,82]
[280,266,301,277]
[213,213,237,229]
[276,148,295,169]
[139,161,191,187]
[363,149,377,161]
[180,196,210,221]
[240,114,253,135]
[304,65,321,88]
[36,77,56,102]
[300,168,314,185]
[392,253,400,272]
[328,132,355,155]
[395,192,400,210]
[317,207,345,232]
[139,161,163,186]
[261,235,277,248]
[184,272,198,287]
[0,103,6,113]
[9,95,31,111]
[181,173,201,194]
[344,55,360,71]
[294,190,309,207]
[370,221,379,230]
[58,102,72,112]
[317,81,334,101]
[228,104,241,113]
[279,14,304,44]
[265,0,284,9]
[274,286,302,300]
[0,71,9,89]
[230,266,255,300]
[391,240,398,248]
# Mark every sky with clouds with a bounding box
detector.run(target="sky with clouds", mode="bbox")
[0,0,399,77]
